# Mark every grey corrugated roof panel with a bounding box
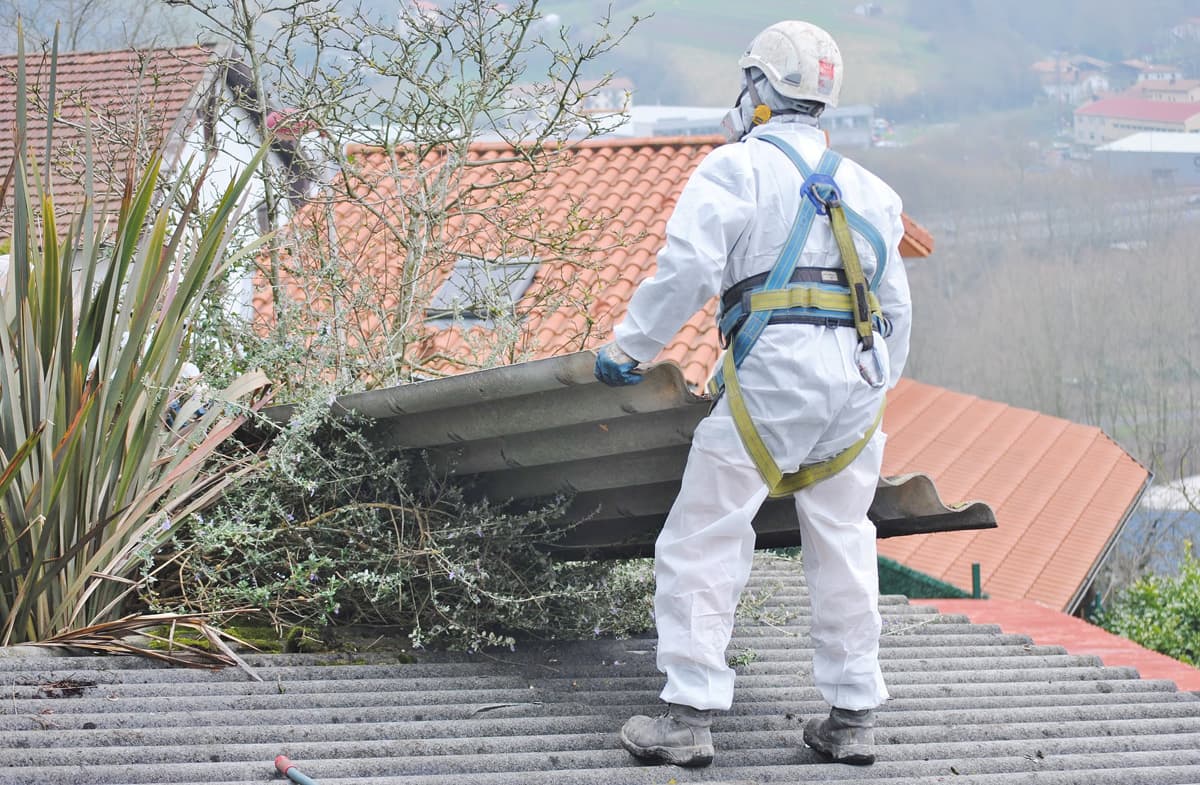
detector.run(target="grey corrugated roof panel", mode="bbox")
[126,770,1200,785]
[0,648,1090,697]
[262,352,996,557]
[8,697,1194,758]
[8,732,1200,776]
[1,557,1197,785]
[8,671,1167,724]
[9,749,1200,785]
[11,640,1072,684]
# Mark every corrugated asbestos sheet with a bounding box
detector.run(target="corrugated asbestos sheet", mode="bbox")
[2,555,1198,784]
[267,352,994,558]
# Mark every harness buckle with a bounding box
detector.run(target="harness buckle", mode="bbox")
[718,300,749,349]
[800,172,842,216]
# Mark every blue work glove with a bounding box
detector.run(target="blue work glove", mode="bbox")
[594,342,643,386]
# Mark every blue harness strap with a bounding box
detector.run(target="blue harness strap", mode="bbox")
[710,139,837,393]
[755,135,889,288]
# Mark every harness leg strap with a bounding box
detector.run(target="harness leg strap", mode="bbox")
[721,348,884,498]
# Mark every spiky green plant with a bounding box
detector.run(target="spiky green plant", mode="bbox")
[0,29,271,645]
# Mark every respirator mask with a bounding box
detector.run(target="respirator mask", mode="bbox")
[720,72,772,144]
[720,70,823,144]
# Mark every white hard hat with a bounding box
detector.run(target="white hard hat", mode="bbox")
[738,21,842,108]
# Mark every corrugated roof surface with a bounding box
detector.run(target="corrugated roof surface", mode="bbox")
[0,45,216,218]
[1097,131,1200,153]
[274,351,995,558]
[878,380,1151,613]
[261,135,933,388]
[2,556,1198,785]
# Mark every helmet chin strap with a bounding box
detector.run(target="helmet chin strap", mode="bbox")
[721,70,817,143]
[744,75,772,128]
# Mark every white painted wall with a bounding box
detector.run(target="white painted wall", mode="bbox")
[170,86,304,321]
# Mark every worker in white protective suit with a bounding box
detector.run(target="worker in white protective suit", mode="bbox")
[594,20,911,768]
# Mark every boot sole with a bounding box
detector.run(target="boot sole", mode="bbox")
[803,727,875,766]
[808,746,876,766]
[618,727,715,767]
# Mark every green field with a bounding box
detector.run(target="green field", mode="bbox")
[539,0,941,106]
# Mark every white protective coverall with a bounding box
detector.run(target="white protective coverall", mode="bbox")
[613,120,912,713]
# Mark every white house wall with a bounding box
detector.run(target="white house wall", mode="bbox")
[176,86,296,321]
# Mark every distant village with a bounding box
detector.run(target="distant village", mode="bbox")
[1026,16,1200,185]
[481,11,1200,189]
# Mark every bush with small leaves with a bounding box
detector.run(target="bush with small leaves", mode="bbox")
[1094,542,1200,667]
[142,402,654,652]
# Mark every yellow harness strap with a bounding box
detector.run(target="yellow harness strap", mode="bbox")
[722,197,884,497]
[723,347,884,497]
[829,196,876,350]
[747,288,881,319]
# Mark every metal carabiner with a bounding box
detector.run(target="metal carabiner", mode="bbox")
[856,343,887,389]
[800,172,842,216]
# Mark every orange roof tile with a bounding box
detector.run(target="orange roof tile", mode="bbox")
[0,45,217,220]
[261,134,933,386]
[1075,96,1200,123]
[880,379,1151,613]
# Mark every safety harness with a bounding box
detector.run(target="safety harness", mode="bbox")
[707,134,888,497]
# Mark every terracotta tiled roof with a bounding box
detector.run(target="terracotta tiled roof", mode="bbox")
[879,379,1151,613]
[1074,96,1200,123]
[264,135,933,386]
[0,45,216,219]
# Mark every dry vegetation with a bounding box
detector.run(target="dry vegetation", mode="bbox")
[862,119,1200,478]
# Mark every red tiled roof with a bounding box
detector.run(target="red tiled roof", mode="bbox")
[879,380,1150,613]
[0,45,216,219]
[913,598,1200,691]
[262,135,934,386]
[1074,96,1200,123]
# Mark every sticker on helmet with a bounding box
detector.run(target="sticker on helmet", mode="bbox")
[818,59,836,95]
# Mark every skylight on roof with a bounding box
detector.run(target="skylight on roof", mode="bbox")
[426,255,538,324]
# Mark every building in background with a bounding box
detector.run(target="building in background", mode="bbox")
[1124,78,1200,103]
[0,45,325,316]
[1031,54,1111,105]
[1092,131,1200,186]
[1110,59,1186,91]
[1073,97,1200,145]
[608,103,878,149]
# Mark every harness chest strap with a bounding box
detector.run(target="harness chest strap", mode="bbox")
[715,136,884,496]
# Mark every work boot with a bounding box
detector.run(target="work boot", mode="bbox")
[803,707,876,765]
[619,703,715,767]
